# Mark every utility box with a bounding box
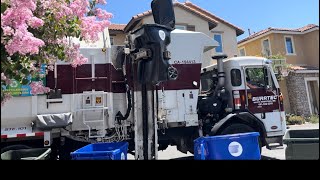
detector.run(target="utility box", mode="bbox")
[283,129,319,160]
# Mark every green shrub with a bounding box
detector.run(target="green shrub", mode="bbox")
[306,114,319,124]
[286,115,306,125]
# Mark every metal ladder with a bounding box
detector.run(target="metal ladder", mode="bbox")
[74,91,108,138]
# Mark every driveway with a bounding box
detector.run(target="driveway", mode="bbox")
[261,123,318,160]
[128,123,319,160]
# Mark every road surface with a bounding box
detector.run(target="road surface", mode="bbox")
[128,123,319,160]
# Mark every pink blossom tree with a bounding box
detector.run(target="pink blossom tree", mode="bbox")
[1,0,112,105]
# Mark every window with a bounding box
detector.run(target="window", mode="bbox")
[231,69,242,86]
[213,34,223,53]
[175,25,187,30]
[200,70,215,92]
[262,38,271,57]
[284,36,295,55]
[245,67,268,88]
[239,48,246,56]
[110,36,114,45]
[110,36,114,46]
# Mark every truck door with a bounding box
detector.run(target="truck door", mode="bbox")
[244,66,283,133]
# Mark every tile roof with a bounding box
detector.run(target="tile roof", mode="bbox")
[290,65,319,71]
[108,24,127,31]
[184,2,244,36]
[124,1,243,35]
[238,24,319,44]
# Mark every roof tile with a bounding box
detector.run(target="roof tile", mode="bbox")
[184,2,244,36]
[108,24,127,31]
[238,24,319,44]
[124,1,244,34]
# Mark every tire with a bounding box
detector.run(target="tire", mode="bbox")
[1,145,31,154]
[218,123,262,153]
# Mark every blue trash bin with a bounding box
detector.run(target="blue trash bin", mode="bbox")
[194,132,261,160]
[71,141,128,160]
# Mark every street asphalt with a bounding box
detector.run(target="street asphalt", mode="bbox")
[127,123,319,160]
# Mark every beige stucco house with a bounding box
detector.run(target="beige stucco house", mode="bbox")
[238,24,319,116]
[109,1,244,67]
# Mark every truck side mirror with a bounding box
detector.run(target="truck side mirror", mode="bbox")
[151,0,176,29]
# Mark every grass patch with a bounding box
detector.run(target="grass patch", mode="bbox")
[306,114,319,124]
[286,114,306,125]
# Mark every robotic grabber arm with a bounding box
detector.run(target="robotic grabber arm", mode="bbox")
[125,0,177,160]
[127,0,177,84]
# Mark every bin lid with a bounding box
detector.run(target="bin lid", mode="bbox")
[200,132,260,141]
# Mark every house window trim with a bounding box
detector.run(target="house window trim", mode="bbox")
[175,25,187,30]
[239,47,246,56]
[213,33,224,54]
[261,37,272,57]
[304,77,319,115]
[284,35,296,56]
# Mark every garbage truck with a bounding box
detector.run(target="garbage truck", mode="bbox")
[1,0,286,160]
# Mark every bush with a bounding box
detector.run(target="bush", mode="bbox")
[306,114,319,124]
[286,114,306,125]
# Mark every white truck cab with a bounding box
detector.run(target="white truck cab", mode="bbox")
[200,56,286,146]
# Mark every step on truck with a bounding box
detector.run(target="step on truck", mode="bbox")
[1,0,286,160]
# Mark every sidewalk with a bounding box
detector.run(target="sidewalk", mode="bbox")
[261,123,319,160]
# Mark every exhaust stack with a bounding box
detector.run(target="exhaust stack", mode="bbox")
[212,54,228,95]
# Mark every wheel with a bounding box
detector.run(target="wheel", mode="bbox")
[1,145,31,154]
[218,123,262,153]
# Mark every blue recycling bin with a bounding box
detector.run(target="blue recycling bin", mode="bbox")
[71,141,128,160]
[194,132,261,160]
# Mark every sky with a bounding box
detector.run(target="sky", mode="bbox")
[102,0,319,41]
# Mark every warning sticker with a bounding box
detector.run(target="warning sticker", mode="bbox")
[96,97,102,104]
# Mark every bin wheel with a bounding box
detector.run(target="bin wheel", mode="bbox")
[218,123,262,153]
[1,145,31,154]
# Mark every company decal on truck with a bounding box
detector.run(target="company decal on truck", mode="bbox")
[252,95,278,106]
[2,64,47,96]
[173,60,197,64]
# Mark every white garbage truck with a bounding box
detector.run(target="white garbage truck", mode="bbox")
[1,0,286,160]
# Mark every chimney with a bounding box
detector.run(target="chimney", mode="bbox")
[248,28,251,36]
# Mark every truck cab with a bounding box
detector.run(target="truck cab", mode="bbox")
[200,56,286,147]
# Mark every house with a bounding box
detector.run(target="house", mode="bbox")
[238,24,319,116]
[109,1,244,67]
[108,24,127,46]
